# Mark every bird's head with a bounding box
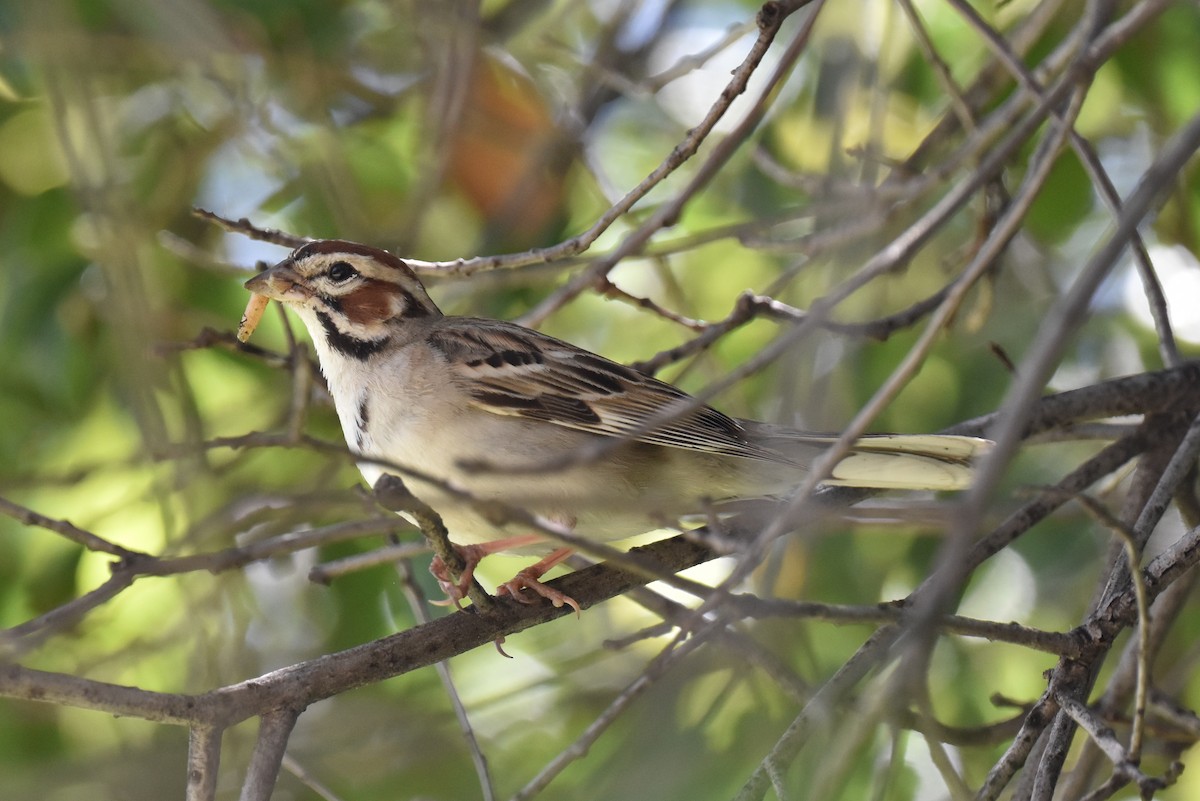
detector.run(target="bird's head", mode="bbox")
[245,240,441,359]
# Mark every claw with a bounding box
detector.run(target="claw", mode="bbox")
[427,535,545,607]
[429,546,486,609]
[497,571,581,616]
[495,547,579,616]
[427,540,580,616]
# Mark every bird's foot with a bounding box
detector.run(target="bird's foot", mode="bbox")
[495,548,579,616]
[429,545,485,609]
[427,535,546,609]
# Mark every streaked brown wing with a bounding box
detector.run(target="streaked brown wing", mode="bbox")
[427,319,781,460]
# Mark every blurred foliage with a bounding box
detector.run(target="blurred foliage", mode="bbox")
[1,0,1199,800]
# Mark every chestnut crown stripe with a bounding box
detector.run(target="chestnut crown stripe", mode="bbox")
[293,239,416,275]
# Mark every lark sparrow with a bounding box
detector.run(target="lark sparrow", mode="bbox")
[242,240,989,611]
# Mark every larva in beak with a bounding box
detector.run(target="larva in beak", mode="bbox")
[237,293,270,342]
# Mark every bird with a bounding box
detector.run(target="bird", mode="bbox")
[242,239,990,612]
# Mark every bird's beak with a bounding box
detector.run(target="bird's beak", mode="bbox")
[244,259,312,302]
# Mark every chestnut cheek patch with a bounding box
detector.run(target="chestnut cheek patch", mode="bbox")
[341,282,409,326]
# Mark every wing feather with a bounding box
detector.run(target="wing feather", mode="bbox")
[425,318,991,486]
[427,319,778,460]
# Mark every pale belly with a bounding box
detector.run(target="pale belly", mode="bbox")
[346,401,757,552]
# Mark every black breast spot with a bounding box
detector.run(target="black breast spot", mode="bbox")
[314,311,389,361]
[354,395,370,451]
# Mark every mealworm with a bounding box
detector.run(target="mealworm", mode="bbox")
[237,293,270,342]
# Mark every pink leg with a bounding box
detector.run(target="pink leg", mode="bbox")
[495,548,579,616]
[428,534,545,608]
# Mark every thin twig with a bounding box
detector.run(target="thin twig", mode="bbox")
[0,496,148,560]
[1064,493,1151,761]
[308,540,429,585]
[281,754,345,801]
[510,622,719,801]
[192,208,308,248]
[373,474,495,612]
[397,559,498,801]
[731,595,1083,656]
[518,0,823,326]
[941,0,1180,369]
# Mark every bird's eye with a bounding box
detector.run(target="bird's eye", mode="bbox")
[328,261,358,283]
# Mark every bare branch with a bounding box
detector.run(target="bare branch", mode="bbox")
[241,707,303,801]
[186,724,224,801]
[0,496,147,561]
